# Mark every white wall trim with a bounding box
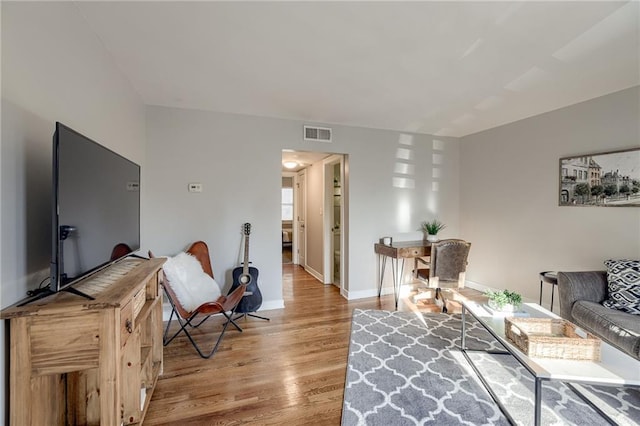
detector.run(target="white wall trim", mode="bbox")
[345,289,377,300]
[344,280,492,302]
[344,287,393,300]
[258,299,285,311]
[304,265,324,283]
[464,279,494,293]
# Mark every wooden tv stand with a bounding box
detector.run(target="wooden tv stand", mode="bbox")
[1,257,165,425]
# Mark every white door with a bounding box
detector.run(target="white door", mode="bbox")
[331,163,341,286]
[296,170,306,267]
[323,155,346,293]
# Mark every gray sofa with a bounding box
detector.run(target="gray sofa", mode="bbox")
[557,271,640,360]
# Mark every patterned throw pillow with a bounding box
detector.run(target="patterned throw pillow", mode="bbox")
[602,259,640,315]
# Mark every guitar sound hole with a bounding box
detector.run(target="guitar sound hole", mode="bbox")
[240,275,251,284]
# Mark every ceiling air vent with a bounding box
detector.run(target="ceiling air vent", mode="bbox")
[304,125,332,143]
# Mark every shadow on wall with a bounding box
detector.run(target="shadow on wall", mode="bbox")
[2,100,53,303]
[392,134,449,232]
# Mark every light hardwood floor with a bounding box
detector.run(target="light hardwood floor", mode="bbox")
[144,264,398,425]
[146,264,485,425]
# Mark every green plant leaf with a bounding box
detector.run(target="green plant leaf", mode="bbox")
[421,219,446,235]
[484,289,522,308]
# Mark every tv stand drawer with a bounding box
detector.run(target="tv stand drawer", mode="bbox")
[120,299,134,347]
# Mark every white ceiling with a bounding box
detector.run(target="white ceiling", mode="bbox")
[75,1,639,138]
[281,150,332,172]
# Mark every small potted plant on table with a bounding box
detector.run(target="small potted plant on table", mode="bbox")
[485,289,522,313]
[421,219,445,242]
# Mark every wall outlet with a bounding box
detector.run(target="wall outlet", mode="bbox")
[188,183,203,193]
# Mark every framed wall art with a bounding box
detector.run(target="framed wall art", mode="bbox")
[559,147,640,207]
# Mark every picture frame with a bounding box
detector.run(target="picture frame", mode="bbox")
[559,147,640,207]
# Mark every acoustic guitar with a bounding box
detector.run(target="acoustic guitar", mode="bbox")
[230,223,262,313]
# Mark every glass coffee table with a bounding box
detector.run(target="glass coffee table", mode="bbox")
[460,301,640,426]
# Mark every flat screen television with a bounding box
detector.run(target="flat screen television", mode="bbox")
[50,122,141,297]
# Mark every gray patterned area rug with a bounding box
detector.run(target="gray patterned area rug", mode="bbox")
[342,309,640,426]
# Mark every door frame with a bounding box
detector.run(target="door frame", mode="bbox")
[292,169,306,267]
[282,171,296,265]
[322,155,346,294]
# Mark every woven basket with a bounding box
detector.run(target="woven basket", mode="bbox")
[504,317,601,361]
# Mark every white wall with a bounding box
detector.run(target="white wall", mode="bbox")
[144,106,460,306]
[344,129,460,298]
[1,2,146,422]
[301,155,346,284]
[304,160,325,279]
[2,3,635,423]
[460,86,640,304]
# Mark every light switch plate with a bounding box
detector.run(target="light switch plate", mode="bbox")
[188,183,203,193]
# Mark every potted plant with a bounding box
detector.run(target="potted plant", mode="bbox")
[421,219,446,242]
[485,289,522,313]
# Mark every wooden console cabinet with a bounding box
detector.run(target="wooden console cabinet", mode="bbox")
[1,257,165,425]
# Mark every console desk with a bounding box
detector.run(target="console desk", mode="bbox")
[1,257,165,425]
[374,240,431,309]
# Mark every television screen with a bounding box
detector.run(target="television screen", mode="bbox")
[51,122,140,292]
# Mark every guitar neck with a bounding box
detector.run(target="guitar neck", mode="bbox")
[243,233,250,275]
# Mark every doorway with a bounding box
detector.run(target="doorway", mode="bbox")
[295,169,306,267]
[323,156,344,291]
[281,150,347,296]
[281,175,294,264]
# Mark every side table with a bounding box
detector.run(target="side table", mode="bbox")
[374,240,431,310]
[539,271,558,311]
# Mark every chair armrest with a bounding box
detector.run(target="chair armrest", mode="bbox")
[557,271,607,321]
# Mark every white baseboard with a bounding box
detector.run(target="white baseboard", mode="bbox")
[344,281,489,302]
[344,286,393,300]
[344,289,376,300]
[464,280,494,293]
[379,287,394,296]
[258,299,285,311]
[304,265,324,283]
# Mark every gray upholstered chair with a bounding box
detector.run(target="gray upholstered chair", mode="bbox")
[416,239,471,312]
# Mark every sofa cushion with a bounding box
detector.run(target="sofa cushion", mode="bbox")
[572,300,640,360]
[602,259,640,315]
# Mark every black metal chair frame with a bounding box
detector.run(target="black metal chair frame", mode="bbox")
[150,241,247,359]
[162,287,244,359]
